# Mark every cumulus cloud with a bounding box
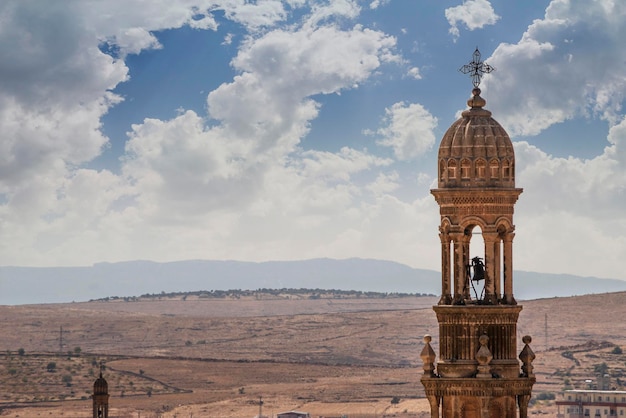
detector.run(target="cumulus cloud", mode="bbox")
[0,1,424,270]
[375,102,438,160]
[0,2,127,198]
[121,10,400,226]
[483,0,626,136]
[445,0,500,41]
[2,0,623,284]
[509,110,626,278]
[514,163,625,279]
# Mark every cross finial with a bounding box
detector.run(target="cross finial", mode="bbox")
[459,48,494,88]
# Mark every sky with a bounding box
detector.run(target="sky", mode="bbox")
[0,0,624,281]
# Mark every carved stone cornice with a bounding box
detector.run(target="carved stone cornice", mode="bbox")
[421,377,536,397]
[431,188,522,207]
[434,305,522,324]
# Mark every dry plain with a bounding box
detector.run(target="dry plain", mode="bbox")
[1,291,625,417]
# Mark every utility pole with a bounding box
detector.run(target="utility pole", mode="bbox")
[59,326,63,353]
[259,396,264,418]
[544,313,548,351]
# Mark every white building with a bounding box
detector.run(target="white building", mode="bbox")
[557,390,626,417]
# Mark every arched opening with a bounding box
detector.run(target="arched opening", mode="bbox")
[447,159,457,181]
[489,159,499,180]
[461,159,471,179]
[475,158,486,179]
[503,159,511,181]
[467,225,485,302]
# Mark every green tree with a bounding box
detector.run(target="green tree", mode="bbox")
[611,346,623,355]
[594,362,609,376]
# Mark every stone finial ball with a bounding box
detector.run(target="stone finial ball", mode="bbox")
[479,334,489,345]
[522,335,532,344]
[424,334,432,343]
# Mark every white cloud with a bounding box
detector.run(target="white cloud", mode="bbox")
[207,20,398,156]
[445,0,500,42]
[511,112,626,278]
[369,0,390,10]
[219,0,288,30]
[3,0,623,286]
[407,67,421,79]
[222,33,235,45]
[0,3,411,268]
[375,102,438,160]
[121,13,399,222]
[367,171,400,195]
[306,0,361,28]
[483,0,626,136]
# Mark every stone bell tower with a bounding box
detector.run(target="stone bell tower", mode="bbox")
[421,49,536,418]
[93,367,109,418]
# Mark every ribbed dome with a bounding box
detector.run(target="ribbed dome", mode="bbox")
[437,88,515,188]
[93,372,108,395]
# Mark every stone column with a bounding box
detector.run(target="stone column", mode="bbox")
[439,232,452,305]
[503,232,516,305]
[518,394,530,418]
[494,236,501,300]
[483,232,498,304]
[462,233,471,300]
[450,233,465,304]
[427,395,440,418]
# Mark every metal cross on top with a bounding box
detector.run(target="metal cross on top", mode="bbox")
[459,48,494,88]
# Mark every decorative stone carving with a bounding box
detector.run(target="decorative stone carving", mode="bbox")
[421,334,437,377]
[519,335,536,378]
[476,335,493,379]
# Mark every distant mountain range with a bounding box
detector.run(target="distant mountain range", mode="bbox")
[1,258,625,305]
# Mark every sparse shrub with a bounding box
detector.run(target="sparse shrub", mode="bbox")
[17,348,25,356]
[239,387,245,394]
[46,362,57,372]
[611,346,623,354]
[535,392,555,401]
[391,396,401,405]
[62,375,73,387]
[73,346,82,356]
[185,340,193,346]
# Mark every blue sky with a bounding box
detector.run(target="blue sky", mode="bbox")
[0,0,624,283]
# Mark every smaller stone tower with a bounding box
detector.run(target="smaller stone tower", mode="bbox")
[93,368,109,418]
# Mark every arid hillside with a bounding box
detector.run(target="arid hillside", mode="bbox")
[0,291,625,417]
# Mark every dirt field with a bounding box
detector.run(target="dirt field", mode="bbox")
[1,291,625,417]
